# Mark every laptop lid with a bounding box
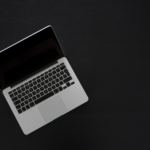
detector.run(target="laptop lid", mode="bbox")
[0,26,64,90]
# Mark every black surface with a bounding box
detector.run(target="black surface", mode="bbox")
[0,0,150,150]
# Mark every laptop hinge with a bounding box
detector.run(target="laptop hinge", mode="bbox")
[10,60,58,88]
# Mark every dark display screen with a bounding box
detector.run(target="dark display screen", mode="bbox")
[0,26,64,89]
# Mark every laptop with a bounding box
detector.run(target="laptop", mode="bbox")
[0,25,88,135]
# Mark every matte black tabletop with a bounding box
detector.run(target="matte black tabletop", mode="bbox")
[0,1,150,150]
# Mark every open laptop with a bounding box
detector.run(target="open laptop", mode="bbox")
[0,25,88,135]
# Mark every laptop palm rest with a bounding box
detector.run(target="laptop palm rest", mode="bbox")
[38,96,67,122]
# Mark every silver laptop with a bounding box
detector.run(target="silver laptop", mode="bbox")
[0,25,88,135]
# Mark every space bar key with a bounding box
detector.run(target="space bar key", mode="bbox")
[35,92,54,104]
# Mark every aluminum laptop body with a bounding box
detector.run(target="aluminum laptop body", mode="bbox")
[0,25,88,135]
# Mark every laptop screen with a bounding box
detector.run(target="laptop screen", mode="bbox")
[0,26,64,89]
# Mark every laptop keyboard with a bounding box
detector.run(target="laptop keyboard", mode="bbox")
[8,63,75,114]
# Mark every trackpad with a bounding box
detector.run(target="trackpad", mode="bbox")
[38,96,67,122]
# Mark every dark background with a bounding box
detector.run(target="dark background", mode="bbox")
[0,0,150,150]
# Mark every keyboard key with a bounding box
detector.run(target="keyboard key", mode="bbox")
[40,87,44,91]
[21,103,25,106]
[22,107,26,111]
[29,80,32,83]
[22,87,25,91]
[33,86,37,90]
[14,92,18,96]
[54,89,59,94]
[45,80,48,83]
[16,104,21,109]
[56,73,60,77]
[63,74,67,78]
[56,68,60,72]
[8,91,12,95]
[26,85,29,89]
[48,83,51,87]
[29,93,32,97]
[63,86,67,89]
[35,91,54,105]
[37,84,41,88]
[41,82,45,85]
[29,83,33,87]
[25,96,28,99]
[49,77,52,81]
[18,90,21,93]
[30,102,35,107]
[36,89,40,93]
[59,76,63,80]
[33,91,36,95]
[33,81,37,85]
[63,77,72,83]
[9,94,14,98]
[52,71,56,74]
[60,71,64,75]
[21,85,24,88]
[26,105,30,109]
[25,90,29,94]
[17,87,20,90]
[52,81,55,84]
[41,77,45,81]
[37,79,41,83]
[59,86,63,91]
[29,98,32,102]
[40,92,44,96]
[56,78,59,82]
[52,85,56,89]
[60,81,63,85]
[12,97,17,102]
[25,100,28,104]
[32,96,36,100]
[45,75,48,78]
[66,82,71,87]
[18,109,22,114]
[18,94,21,98]
[49,73,52,76]
[36,94,40,98]
[64,69,70,76]
[14,100,20,105]
[44,85,48,89]
[71,82,75,85]
[22,92,25,96]
[56,83,59,87]
[29,88,33,92]
[12,89,16,92]
[52,75,56,79]
[60,66,66,70]
[48,88,52,92]
[21,98,25,102]
[44,90,48,94]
